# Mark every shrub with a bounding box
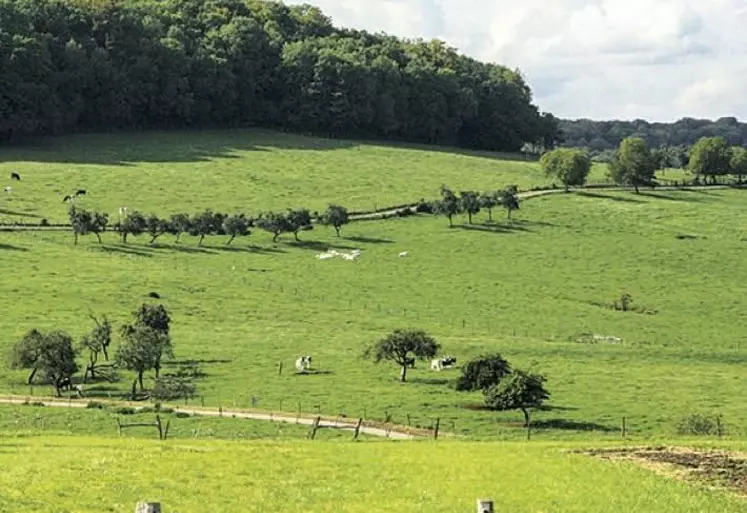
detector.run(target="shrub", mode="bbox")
[86,401,105,409]
[415,199,434,214]
[175,411,190,418]
[115,407,136,415]
[40,218,49,227]
[677,413,723,436]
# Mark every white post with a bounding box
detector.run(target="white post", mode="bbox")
[135,502,161,513]
[477,499,494,513]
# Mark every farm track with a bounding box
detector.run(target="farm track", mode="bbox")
[0,395,424,440]
[0,185,739,231]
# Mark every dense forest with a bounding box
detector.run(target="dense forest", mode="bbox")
[559,117,747,152]
[0,0,559,152]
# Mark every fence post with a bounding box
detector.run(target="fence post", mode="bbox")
[716,415,723,438]
[621,417,626,438]
[476,499,494,513]
[309,416,321,440]
[278,362,283,375]
[434,418,440,440]
[135,502,161,513]
[353,418,363,440]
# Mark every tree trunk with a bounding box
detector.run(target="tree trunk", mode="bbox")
[154,357,161,379]
[54,380,61,397]
[507,208,512,220]
[521,407,530,427]
[273,232,279,243]
[335,226,341,237]
[131,379,138,400]
[399,365,407,382]
[198,234,205,246]
[488,209,493,222]
[95,232,102,244]
[634,184,640,194]
[175,233,181,244]
[74,232,78,245]
[122,232,128,244]
[27,367,37,385]
[102,345,109,361]
[138,371,144,391]
[226,235,235,245]
[149,234,159,244]
[468,212,473,224]
[294,231,300,242]
[447,215,453,227]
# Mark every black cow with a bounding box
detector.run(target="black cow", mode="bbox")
[58,377,72,391]
[404,356,416,369]
[10,172,20,181]
[75,189,86,197]
[62,195,72,203]
[148,291,161,299]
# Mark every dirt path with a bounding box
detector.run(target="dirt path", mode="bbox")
[0,395,421,440]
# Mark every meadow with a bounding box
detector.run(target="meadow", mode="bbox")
[0,130,612,224]
[1,436,745,512]
[0,130,744,440]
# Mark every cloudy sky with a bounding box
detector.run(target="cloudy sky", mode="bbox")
[285,0,747,122]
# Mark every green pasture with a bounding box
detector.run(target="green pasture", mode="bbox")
[0,436,745,512]
[0,178,745,439]
[0,130,611,224]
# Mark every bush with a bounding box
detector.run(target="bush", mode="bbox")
[115,407,136,415]
[415,199,434,214]
[677,413,723,436]
[40,218,49,227]
[175,411,191,418]
[86,401,105,409]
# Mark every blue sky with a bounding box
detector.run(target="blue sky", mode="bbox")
[286,0,747,121]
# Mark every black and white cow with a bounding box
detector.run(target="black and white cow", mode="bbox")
[430,356,457,371]
[295,355,313,372]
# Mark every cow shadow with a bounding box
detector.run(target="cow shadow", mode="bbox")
[409,377,451,386]
[0,243,28,252]
[294,370,334,376]
[532,418,618,432]
[286,240,357,252]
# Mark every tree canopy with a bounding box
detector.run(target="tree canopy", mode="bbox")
[485,369,550,427]
[688,137,733,183]
[363,329,440,382]
[0,0,554,152]
[608,137,656,193]
[455,353,511,392]
[540,148,591,191]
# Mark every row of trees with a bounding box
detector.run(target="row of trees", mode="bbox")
[9,304,179,399]
[540,136,747,193]
[433,185,520,227]
[69,205,351,245]
[0,0,558,152]
[364,329,549,426]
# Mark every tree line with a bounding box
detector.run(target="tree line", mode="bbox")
[8,304,193,400]
[540,135,747,192]
[559,117,747,153]
[69,204,351,245]
[431,185,520,227]
[0,0,558,152]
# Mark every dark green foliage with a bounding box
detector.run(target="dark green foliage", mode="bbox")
[479,192,499,222]
[455,354,511,392]
[688,137,733,184]
[116,324,169,398]
[459,191,480,224]
[0,0,553,152]
[9,329,78,396]
[731,147,747,183]
[484,369,550,426]
[146,214,171,244]
[80,315,112,382]
[152,375,197,402]
[608,137,657,193]
[499,186,520,220]
[256,211,291,242]
[319,204,349,236]
[168,213,192,243]
[363,329,440,382]
[222,214,252,245]
[69,207,108,245]
[190,210,225,246]
[117,211,147,244]
[286,209,313,241]
[677,413,723,436]
[540,148,591,191]
[435,185,460,227]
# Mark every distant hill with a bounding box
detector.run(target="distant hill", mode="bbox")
[559,117,747,150]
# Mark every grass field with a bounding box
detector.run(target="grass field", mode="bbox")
[0,130,613,224]
[1,436,745,512]
[0,167,745,440]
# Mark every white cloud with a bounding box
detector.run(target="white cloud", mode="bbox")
[285,0,747,121]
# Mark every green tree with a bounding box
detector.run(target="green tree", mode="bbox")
[9,329,47,384]
[118,211,147,244]
[455,353,512,392]
[168,213,192,244]
[256,211,291,242]
[499,185,520,220]
[540,148,591,191]
[190,210,222,246]
[608,137,656,193]
[319,204,349,236]
[69,207,92,245]
[146,214,170,244]
[688,137,733,184]
[363,329,440,382]
[435,185,460,227]
[80,315,112,382]
[222,214,251,245]
[10,329,78,396]
[484,369,550,427]
[116,325,167,399]
[459,191,481,224]
[133,303,172,379]
[479,191,499,222]
[91,212,109,244]
[730,147,747,184]
[286,208,313,241]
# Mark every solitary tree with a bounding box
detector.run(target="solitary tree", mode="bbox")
[499,185,520,220]
[133,303,172,378]
[286,209,313,241]
[256,211,291,242]
[608,137,656,193]
[146,214,170,244]
[9,329,78,396]
[319,204,349,236]
[485,369,550,427]
[540,148,591,191]
[80,315,112,382]
[459,191,481,224]
[116,324,166,398]
[363,329,440,382]
[479,191,499,222]
[688,136,733,184]
[168,213,192,243]
[222,214,251,245]
[435,185,460,227]
[731,146,747,184]
[455,353,512,392]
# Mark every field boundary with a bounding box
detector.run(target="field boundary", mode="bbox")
[0,395,439,440]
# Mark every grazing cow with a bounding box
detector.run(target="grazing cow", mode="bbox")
[75,189,86,197]
[4,186,11,193]
[399,252,409,257]
[10,172,20,181]
[430,356,457,371]
[148,291,161,299]
[295,355,312,372]
[74,384,84,397]
[404,356,416,369]
[58,377,73,391]
[62,195,72,203]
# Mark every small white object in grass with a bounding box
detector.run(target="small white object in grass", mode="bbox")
[399,251,409,257]
[4,186,11,193]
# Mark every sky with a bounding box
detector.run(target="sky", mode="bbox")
[285,0,747,122]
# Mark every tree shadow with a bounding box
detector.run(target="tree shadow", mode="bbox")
[247,244,287,255]
[455,223,531,234]
[409,377,451,386]
[286,240,358,252]
[575,191,645,204]
[0,243,28,252]
[532,418,618,432]
[538,404,579,412]
[150,243,215,255]
[162,359,232,366]
[637,191,705,203]
[294,370,334,376]
[0,208,41,218]
[344,236,395,244]
[98,245,154,258]
[0,129,357,166]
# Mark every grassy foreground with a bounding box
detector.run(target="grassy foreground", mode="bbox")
[0,129,611,223]
[0,436,744,512]
[0,187,746,439]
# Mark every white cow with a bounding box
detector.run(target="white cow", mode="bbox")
[4,186,11,193]
[399,252,409,257]
[296,355,312,372]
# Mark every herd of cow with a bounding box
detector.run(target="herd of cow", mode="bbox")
[296,355,457,373]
